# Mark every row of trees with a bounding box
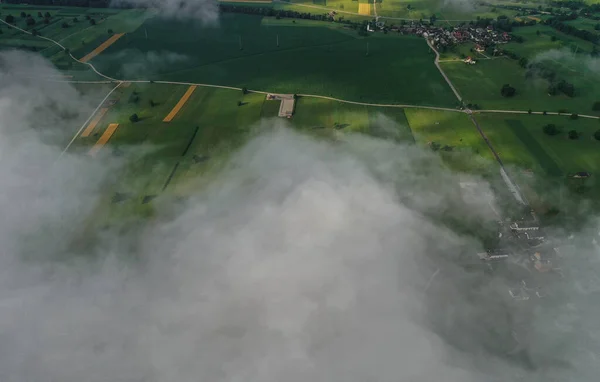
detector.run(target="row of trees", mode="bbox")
[545,16,599,44]
[544,123,600,141]
[3,0,109,7]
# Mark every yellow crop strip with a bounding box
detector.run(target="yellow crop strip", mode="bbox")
[81,108,109,137]
[358,3,371,15]
[80,33,125,63]
[89,123,119,156]
[163,86,197,122]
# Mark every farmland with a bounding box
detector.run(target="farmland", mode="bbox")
[90,13,457,106]
[442,57,600,115]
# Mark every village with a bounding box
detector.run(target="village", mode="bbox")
[363,17,512,64]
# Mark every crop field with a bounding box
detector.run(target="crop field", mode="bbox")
[0,5,150,63]
[90,13,456,106]
[442,57,600,114]
[68,82,429,225]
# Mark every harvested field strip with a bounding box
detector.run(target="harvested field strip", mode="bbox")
[163,86,197,122]
[81,108,109,137]
[89,123,119,156]
[80,33,124,63]
[505,119,562,176]
[358,3,371,15]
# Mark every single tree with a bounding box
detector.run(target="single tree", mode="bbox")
[85,15,91,20]
[543,124,560,135]
[37,12,43,18]
[570,113,579,120]
[551,35,557,42]
[594,130,600,141]
[20,12,26,18]
[129,114,140,123]
[241,87,248,95]
[149,99,156,107]
[73,17,78,22]
[31,29,39,36]
[44,12,51,19]
[26,17,35,27]
[593,101,600,111]
[568,130,579,140]
[500,84,516,97]
[536,30,541,36]
[237,101,242,106]
[43,18,49,25]
[61,21,69,29]
[89,19,96,26]
[108,28,114,34]
[5,15,15,24]
[528,109,532,114]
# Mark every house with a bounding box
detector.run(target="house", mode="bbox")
[464,56,476,64]
[530,252,553,273]
[571,172,591,179]
[509,221,539,231]
[477,249,510,261]
[475,44,484,52]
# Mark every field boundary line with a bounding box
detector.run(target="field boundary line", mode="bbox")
[58,82,122,159]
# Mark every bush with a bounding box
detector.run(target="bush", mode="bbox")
[500,84,516,97]
[568,130,579,139]
[543,124,560,135]
[129,114,139,123]
[61,22,69,29]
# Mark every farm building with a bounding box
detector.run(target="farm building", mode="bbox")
[278,95,295,118]
[464,56,476,64]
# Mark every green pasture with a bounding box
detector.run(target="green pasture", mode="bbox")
[442,57,600,114]
[475,113,600,176]
[404,108,495,173]
[506,24,596,58]
[92,13,456,106]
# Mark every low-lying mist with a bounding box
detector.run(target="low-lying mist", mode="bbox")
[1,50,600,382]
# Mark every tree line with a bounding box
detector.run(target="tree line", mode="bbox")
[3,0,109,7]
[544,14,599,44]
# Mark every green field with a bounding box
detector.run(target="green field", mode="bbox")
[404,108,496,173]
[506,24,597,58]
[475,113,600,177]
[88,13,457,106]
[442,57,600,114]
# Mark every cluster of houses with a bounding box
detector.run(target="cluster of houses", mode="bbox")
[476,216,565,302]
[381,21,511,52]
